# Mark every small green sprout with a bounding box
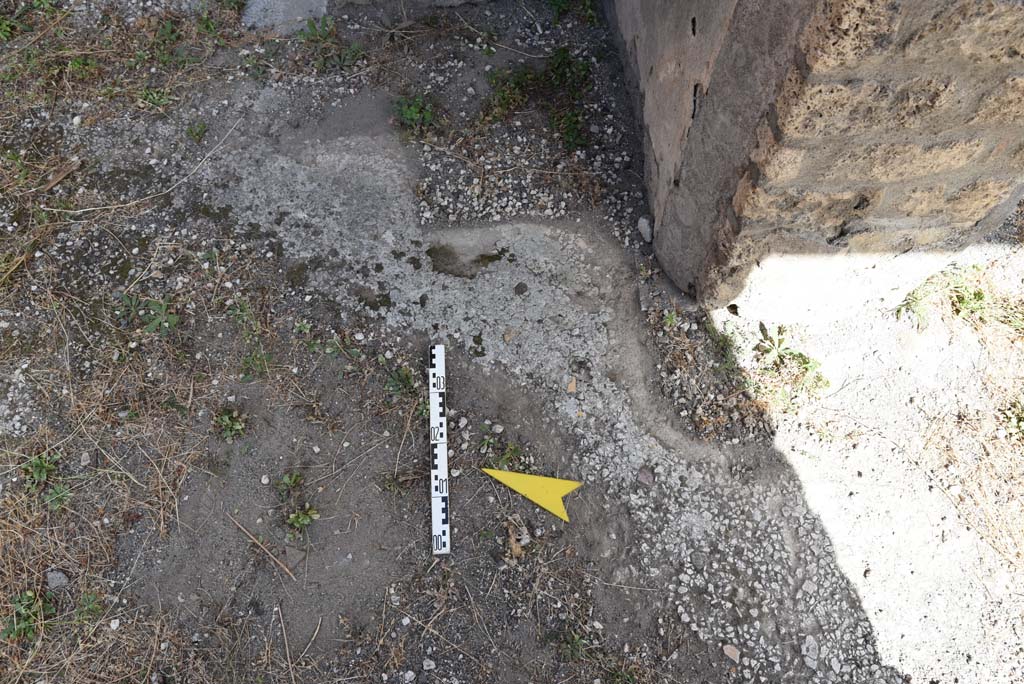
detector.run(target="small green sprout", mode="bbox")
[298,16,335,43]
[2,591,55,641]
[754,323,796,368]
[385,365,418,400]
[139,88,171,108]
[214,408,246,442]
[662,309,679,331]
[277,472,303,495]
[43,484,71,511]
[287,503,320,533]
[76,592,102,622]
[187,121,208,143]
[395,96,435,132]
[240,349,270,380]
[23,452,59,493]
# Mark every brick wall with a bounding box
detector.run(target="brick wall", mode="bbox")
[609,0,1024,322]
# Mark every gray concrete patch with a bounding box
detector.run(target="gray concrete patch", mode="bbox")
[242,0,327,34]
[195,90,911,681]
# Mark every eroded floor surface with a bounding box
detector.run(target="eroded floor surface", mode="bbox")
[1,2,1021,683]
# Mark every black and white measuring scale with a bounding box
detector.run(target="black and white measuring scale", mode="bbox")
[427,345,450,554]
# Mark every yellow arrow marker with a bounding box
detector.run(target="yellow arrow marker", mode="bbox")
[482,469,582,522]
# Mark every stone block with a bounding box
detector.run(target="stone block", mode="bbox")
[823,140,986,184]
[608,0,1024,324]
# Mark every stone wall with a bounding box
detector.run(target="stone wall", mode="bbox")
[609,0,1024,322]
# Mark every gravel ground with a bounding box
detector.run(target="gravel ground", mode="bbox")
[1,1,1022,682]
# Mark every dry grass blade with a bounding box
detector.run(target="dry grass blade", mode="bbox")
[35,157,81,194]
[278,603,298,684]
[297,616,322,661]
[226,513,297,581]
